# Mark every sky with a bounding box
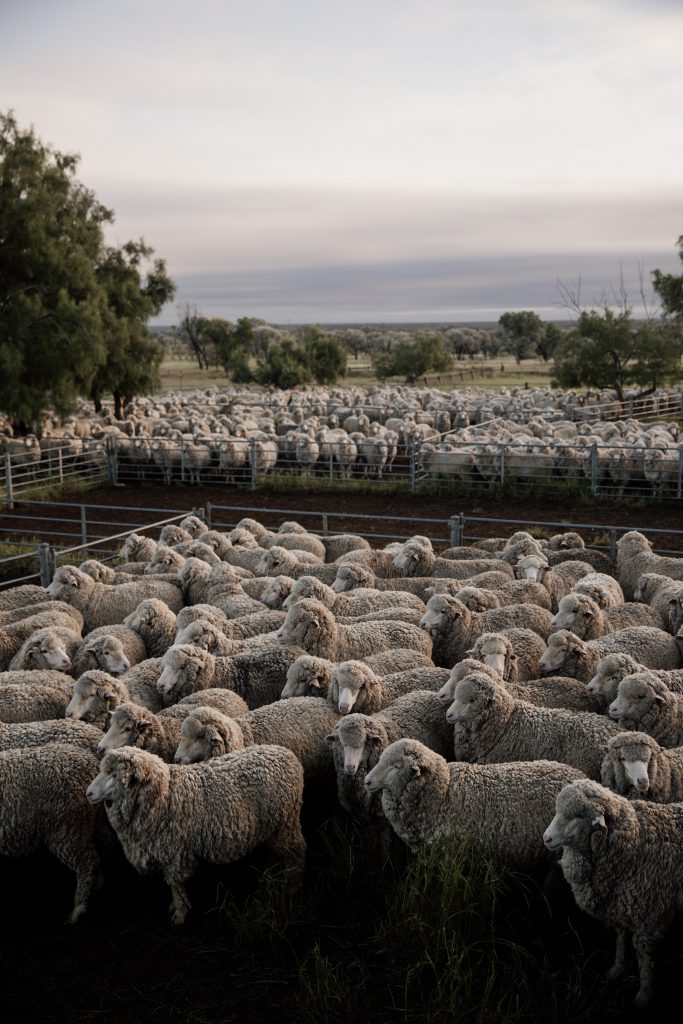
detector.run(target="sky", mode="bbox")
[2,0,682,324]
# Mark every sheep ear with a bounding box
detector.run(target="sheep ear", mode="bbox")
[367,732,383,745]
[122,755,142,786]
[324,733,337,744]
[96,685,116,701]
[309,678,322,689]
[464,648,474,657]
[136,720,151,735]
[591,813,607,830]
[410,763,421,776]
[654,694,666,704]
[209,729,223,747]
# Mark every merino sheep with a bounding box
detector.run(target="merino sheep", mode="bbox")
[173,619,246,656]
[418,594,551,669]
[119,533,156,563]
[144,546,186,576]
[543,778,683,1006]
[538,628,682,683]
[280,649,435,699]
[365,738,583,866]
[616,530,683,602]
[0,744,103,922]
[571,572,624,610]
[586,652,683,706]
[0,610,84,671]
[254,546,336,583]
[71,625,148,678]
[66,666,165,724]
[329,660,447,715]
[634,572,682,632]
[465,630,549,683]
[601,731,683,802]
[448,670,619,777]
[0,717,102,754]
[452,581,552,613]
[86,744,306,924]
[79,559,138,584]
[438,658,600,714]
[608,673,683,748]
[97,702,185,762]
[122,598,178,658]
[259,575,296,609]
[282,575,425,617]
[550,592,663,639]
[0,673,75,722]
[0,600,83,630]
[46,566,183,631]
[0,584,48,611]
[514,555,593,612]
[275,598,432,662]
[393,540,513,580]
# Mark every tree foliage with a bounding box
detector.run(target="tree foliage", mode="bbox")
[497,311,545,364]
[652,236,683,320]
[255,337,312,388]
[370,332,453,381]
[301,325,347,384]
[0,111,174,427]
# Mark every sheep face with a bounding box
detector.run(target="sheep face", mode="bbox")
[145,548,184,575]
[66,674,120,720]
[86,761,118,804]
[255,551,276,576]
[46,566,92,602]
[586,656,628,703]
[97,705,150,756]
[365,739,428,795]
[456,587,498,613]
[392,543,422,574]
[282,657,326,698]
[24,633,72,671]
[174,714,214,763]
[330,566,361,594]
[419,595,460,635]
[472,636,513,679]
[538,631,576,674]
[275,600,326,650]
[179,515,208,538]
[330,662,369,715]
[445,673,494,725]
[550,594,594,634]
[157,647,197,695]
[608,676,665,726]
[123,599,164,633]
[543,780,610,852]
[83,637,130,676]
[326,717,379,775]
[514,554,548,582]
[260,576,293,609]
[174,621,219,652]
[606,734,658,794]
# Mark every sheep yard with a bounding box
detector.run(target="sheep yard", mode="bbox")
[2,458,683,1018]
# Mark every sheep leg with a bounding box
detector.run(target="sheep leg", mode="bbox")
[632,932,656,1009]
[65,853,101,924]
[606,926,627,981]
[166,874,192,925]
[265,818,306,886]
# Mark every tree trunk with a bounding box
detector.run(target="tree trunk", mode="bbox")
[113,390,124,420]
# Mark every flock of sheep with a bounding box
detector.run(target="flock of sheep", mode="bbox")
[3,513,683,1007]
[2,383,682,494]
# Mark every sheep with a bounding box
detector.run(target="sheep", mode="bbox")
[172,618,245,656]
[438,658,600,714]
[122,598,178,658]
[329,660,448,715]
[0,718,103,755]
[97,702,185,762]
[547,547,614,575]
[587,652,683,706]
[282,575,425,617]
[0,609,84,671]
[418,594,551,669]
[155,643,305,710]
[208,584,270,621]
[365,738,584,867]
[571,572,625,610]
[265,531,326,561]
[550,593,663,639]
[465,629,549,683]
[633,572,682,632]
[547,531,585,550]
[174,603,231,635]
[178,514,208,538]
[393,540,513,580]
[46,566,183,631]
[424,572,517,598]
[66,666,166,724]
[71,624,148,678]
[174,697,341,783]
[166,687,249,718]
[144,545,186,576]
[0,584,48,611]
[667,584,683,635]
[543,778,683,1006]
[9,625,83,672]
[616,530,683,602]
[0,671,75,722]
[0,744,103,922]
[514,554,593,612]
[259,575,296,609]
[600,731,683,802]
[86,744,306,924]
[281,650,435,699]
[608,673,683,748]
[452,581,552,613]
[158,524,193,547]
[275,598,432,662]
[320,534,371,562]
[331,564,441,601]
[0,600,83,630]
[254,546,336,583]
[79,559,138,584]
[538,628,682,683]
[119,533,156,563]
[447,669,619,778]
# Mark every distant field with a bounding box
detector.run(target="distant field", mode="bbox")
[157,356,556,393]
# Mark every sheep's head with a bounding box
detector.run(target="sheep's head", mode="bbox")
[543,779,615,852]
[538,630,582,675]
[283,576,329,610]
[550,593,599,635]
[331,565,370,594]
[604,731,660,794]
[22,630,73,671]
[608,673,667,727]
[157,644,208,695]
[79,560,115,583]
[275,598,331,651]
[123,598,170,633]
[145,547,185,575]
[455,586,499,613]
[446,670,505,725]
[120,533,155,562]
[97,702,155,756]
[392,541,430,576]
[174,707,243,763]
[585,653,638,703]
[158,524,192,547]
[87,747,164,805]
[66,670,125,720]
[81,635,130,676]
[46,565,92,602]
[325,714,383,775]
[179,514,208,538]
[365,738,435,794]
[419,594,467,635]
[469,634,515,680]
[616,531,651,556]
[329,660,376,714]
[282,655,330,698]
[514,554,548,582]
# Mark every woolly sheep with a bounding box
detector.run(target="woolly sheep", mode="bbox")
[71,625,147,677]
[79,559,137,584]
[514,555,593,612]
[543,778,683,1006]
[539,627,682,682]
[173,619,246,656]
[119,533,156,563]
[281,650,435,699]
[174,603,230,635]
[608,673,683,748]
[668,584,683,635]
[365,738,583,867]
[86,744,306,924]
[66,666,165,724]
[168,687,249,717]
[98,702,185,762]
[329,660,447,715]
[282,575,425,616]
[320,534,371,562]
[393,540,513,580]
[144,546,186,576]
[46,566,183,631]
[466,629,548,683]
[616,530,683,602]
[265,531,326,561]
[276,598,432,662]
[122,598,178,658]
[571,572,624,610]
[254,546,335,582]
[550,592,663,639]
[158,524,193,547]
[0,610,84,671]
[8,625,83,672]
[438,658,600,714]
[448,670,619,778]
[418,594,551,669]
[547,547,614,575]
[633,572,681,632]
[452,581,551,613]
[0,744,103,922]
[600,731,683,802]
[586,653,683,706]
[178,514,208,538]
[259,575,296,609]
[0,672,80,722]
[331,564,442,601]
[0,717,102,755]
[0,584,48,611]
[0,600,83,630]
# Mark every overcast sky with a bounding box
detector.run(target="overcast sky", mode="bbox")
[2,0,682,323]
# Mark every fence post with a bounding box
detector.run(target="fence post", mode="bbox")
[205,502,212,528]
[38,542,52,587]
[609,529,617,563]
[321,512,329,535]
[250,438,258,490]
[57,445,64,484]
[180,443,186,484]
[410,443,417,494]
[590,444,598,496]
[449,515,461,548]
[4,452,13,510]
[329,450,334,480]
[80,506,88,546]
[678,449,683,501]
[106,437,118,485]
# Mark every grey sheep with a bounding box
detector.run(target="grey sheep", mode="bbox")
[329,659,446,715]
[616,530,683,602]
[550,592,663,639]
[0,744,103,922]
[608,672,683,748]
[448,669,619,778]
[668,584,683,635]
[0,600,83,630]
[465,629,549,683]
[438,658,600,714]
[0,717,103,755]
[543,778,683,1006]
[201,529,234,560]
[419,594,551,669]
[259,575,296,609]
[365,738,584,867]
[424,572,515,599]
[166,687,249,717]
[98,701,185,762]
[572,572,625,610]
[122,598,178,658]
[276,597,433,662]
[547,531,585,550]
[158,524,193,547]
[254,546,335,583]
[79,559,137,584]
[283,575,425,617]
[9,625,83,672]
[71,625,148,677]
[174,697,341,783]
[0,584,48,610]
[174,603,231,635]
[538,627,682,683]
[175,558,214,605]
[174,619,246,656]
[587,652,683,706]
[265,530,326,561]
[281,650,435,699]
[86,744,306,924]
[66,666,165,723]
[144,545,187,576]
[156,643,305,709]
[178,514,208,538]
[46,565,183,631]
[320,533,371,562]
[514,554,593,612]
[208,582,268,620]
[119,533,156,563]
[393,540,513,580]
[0,609,84,671]
[452,581,552,613]
[601,731,683,802]
[0,672,75,722]
[633,572,681,632]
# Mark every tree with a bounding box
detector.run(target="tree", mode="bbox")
[301,325,347,384]
[652,236,683,319]
[255,337,311,388]
[537,321,563,362]
[370,331,453,381]
[497,311,545,364]
[177,303,209,368]
[91,240,175,418]
[0,111,175,428]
